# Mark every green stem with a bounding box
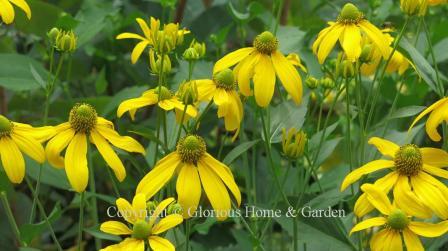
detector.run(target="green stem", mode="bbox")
[175,104,188,144]
[293,214,298,251]
[192,99,213,131]
[1,191,23,246]
[273,0,284,35]
[345,78,354,196]
[154,53,166,165]
[106,166,121,197]
[77,192,85,251]
[422,18,444,97]
[354,67,366,166]
[88,150,101,250]
[185,220,190,251]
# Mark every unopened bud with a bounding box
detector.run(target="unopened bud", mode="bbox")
[47,27,61,45]
[281,128,307,159]
[56,30,77,53]
[320,77,335,89]
[305,76,319,90]
[177,81,198,105]
[150,50,172,75]
[400,0,428,16]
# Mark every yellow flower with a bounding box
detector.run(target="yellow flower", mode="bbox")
[429,0,447,5]
[136,135,241,221]
[401,0,428,16]
[213,31,304,107]
[409,97,448,142]
[100,195,183,251]
[116,17,189,64]
[0,115,53,183]
[0,0,31,24]
[117,86,198,121]
[341,137,448,219]
[45,103,145,193]
[312,3,389,64]
[196,68,244,140]
[351,184,448,251]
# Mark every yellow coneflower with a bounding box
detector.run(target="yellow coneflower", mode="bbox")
[409,97,448,142]
[116,17,189,64]
[0,0,31,24]
[341,137,448,219]
[136,135,241,221]
[196,68,244,140]
[351,184,448,251]
[45,103,145,193]
[0,115,53,183]
[100,195,183,251]
[213,31,304,107]
[312,3,389,64]
[117,86,197,121]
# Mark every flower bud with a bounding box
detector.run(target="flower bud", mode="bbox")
[150,50,172,75]
[305,76,319,90]
[190,39,206,58]
[400,0,428,16]
[56,30,77,53]
[47,27,61,46]
[177,81,198,105]
[359,44,374,63]
[336,55,355,79]
[281,128,307,159]
[183,47,200,61]
[320,77,335,89]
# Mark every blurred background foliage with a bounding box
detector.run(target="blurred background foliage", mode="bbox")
[0,0,448,250]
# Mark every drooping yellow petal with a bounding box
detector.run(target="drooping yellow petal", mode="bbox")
[202,153,241,206]
[0,0,15,24]
[0,137,25,183]
[409,98,448,132]
[90,130,126,182]
[312,23,335,54]
[12,125,56,143]
[340,159,394,191]
[214,47,255,73]
[341,24,361,62]
[151,214,183,234]
[425,106,446,142]
[136,153,180,199]
[135,18,151,39]
[132,193,147,222]
[271,51,302,105]
[411,173,448,219]
[118,238,145,251]
[423,164,448,179]
[349,217,386,235]
[197,161,231,221]
[11,131,45,163]
[408,221,448,237]
[149,197,175,226]
[169,99,198,118]
[158,99,175,111]
[195,79,217,101]
[117,96,157,120]
[131,41,150,64]
[316,23,344,64]
[45,128,75,168]
[354,172,398,217]
[213,88,230,107]
[116,32,146,40]
[64,133,88,193]
[387,230,403,251]
[100,221,132,235]
[368,137,399,159]
[421,147,448,167]
[394,175,432,219]
[116,197,137,224]
[370,229,391,251]
[253,55,276,107]
[9,0,31,19]
[176,164,201,219]
[359,20,389,59]
[148,236,175,251]
[96,125,145,154]
[361,184,394,215]
[97,117,115,129]
[236,52,260,97]
[403,229,424,251]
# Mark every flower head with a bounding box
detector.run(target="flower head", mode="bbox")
[281,128,307,159]
[136,135,241,221]
[46,103,145,192]
[0,115,53,183]
[0,0,31,24]
[117,86,198,122]
[195,68,244,140]
[100,195,183,251]
[409,97,448,142]
[312,3,389,64]
[213,31,305,107]
[341,137,448,219]
[350,184,448,251]
[55,30,77,53]
[400,0,428,16]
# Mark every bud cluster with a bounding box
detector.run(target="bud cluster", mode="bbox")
[281,128,307,159]
[48,27,77,53]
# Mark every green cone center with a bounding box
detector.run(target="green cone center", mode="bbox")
[177,135,206,165]
[132,220,152,239]
[338,3,363,23]
[0,115,13,136]
[387,209,409,230]
[213,68,235,91]
[253,31,278,54]
[69,103,97,134]
[394,144,423,176]
[154,86,173,100]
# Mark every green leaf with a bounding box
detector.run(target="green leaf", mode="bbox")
[389,106,425,119]
[0,54,49,91]
[19,203,62,245]
[26,160,70,190]
[433,37,448,63]
[95,67,108,94]
[315,137,342,167]
[277,26,306,54]
[223,140,260,165]
[14,0,63,37]
[309,122,339,151]
[228,2,250,21]
[84,227,122,241]
[269,98,308,143]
